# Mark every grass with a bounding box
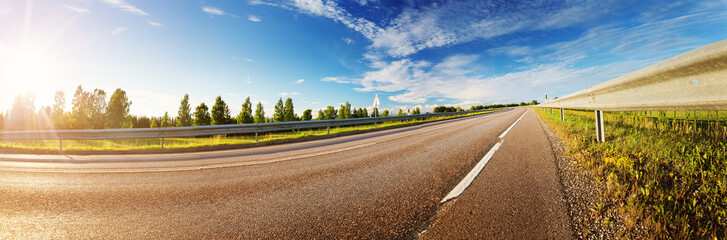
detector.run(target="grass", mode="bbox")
[536,108,727,239]
[0,110,501,151]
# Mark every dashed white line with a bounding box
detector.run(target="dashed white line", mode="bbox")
[440,109,528,203]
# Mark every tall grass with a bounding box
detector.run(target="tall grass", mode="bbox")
[0,110,499,151]
[537,108,726,239]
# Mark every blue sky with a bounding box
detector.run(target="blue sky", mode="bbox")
[1,0,726,117]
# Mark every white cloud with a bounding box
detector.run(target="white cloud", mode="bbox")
[102,0,148,16]
[343,38,354,44]
[295,79,305,84]
[112,27,127,36]
[248,15,262,22]
[321,76,350,83]
[278,92,301,96]
[63,5,89,13]
[353,54,650,104]
[244,58,254,62]
[202,6,224,15]
[246,78,252,84]
[148,21,162,27]
[259,0,624,58]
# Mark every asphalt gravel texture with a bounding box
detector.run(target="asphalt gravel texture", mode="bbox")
[0,108,574,239]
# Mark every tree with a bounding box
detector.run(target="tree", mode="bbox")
[161,112,171,127]
[301,109,312,121]
[193,103,211,126]
[283,98,296,121]
[412,107,421,115]
[273,98,284,122]
[338,102,351,119]
[372,108,379,117]
[382,110,389,117]
[177,94,193,127]
[397,109,405,116]
[90,88,107,129]
[317,109,324,120]
[456,107,464,112]
[322,106,337,120]
[211,96,232,125]
[8,94,36,130]
[363,108,369,117]
[237,97,254,124]
[150,119,158,128]
[530,99,540,105]
[106,88,132,128]
[70,86,106,129]
[51,91,67,129]
[254,102,265,123]
[356,108,364,118]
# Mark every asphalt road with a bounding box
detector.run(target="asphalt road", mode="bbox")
[0,108,573,239]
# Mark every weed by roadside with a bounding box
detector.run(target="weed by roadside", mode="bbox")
[536,108,726,239]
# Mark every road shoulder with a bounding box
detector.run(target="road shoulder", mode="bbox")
[421,109,574,239]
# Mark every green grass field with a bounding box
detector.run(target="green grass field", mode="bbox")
[536,108,726,239]
[0,110,500,151]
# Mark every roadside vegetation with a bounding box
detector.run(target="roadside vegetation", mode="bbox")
[0,109,503,151]
[536,108,726,239]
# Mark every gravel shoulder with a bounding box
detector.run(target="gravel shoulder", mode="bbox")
[536,112,643,239]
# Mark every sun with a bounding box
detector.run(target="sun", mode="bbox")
[0,43,60,93]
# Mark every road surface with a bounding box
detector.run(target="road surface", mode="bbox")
[0,108,573,239]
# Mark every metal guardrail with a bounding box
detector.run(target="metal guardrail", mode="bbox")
[0,109,505,141]
[538,39,727,142]
[539,39,727,111]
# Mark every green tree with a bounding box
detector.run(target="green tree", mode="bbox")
[382,110,389,117]
[193,103,211,126]
[106,88,132,128]
[412,107,421,115]
[161,112,171,127]
[211,96,232,125]
[254,102,265,123]
[273,98,284,122]
[322,106,337,120]
[338,102,351,119]
[283,97,296,121]
[397,109,405,116]
[177,94,193,127]
[301,109,312,121]
[317,109,324,120]
[530,100,540,105]
[51,91,67,129]
[372,108,379,117]
[237,96,254,124]
[90,88,107,129]
[150,119,158,128]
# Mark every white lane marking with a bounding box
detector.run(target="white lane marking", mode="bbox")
[440,109,528,203]
[498,110,527,139]
[440,142,501,203]
[0,112,506,174]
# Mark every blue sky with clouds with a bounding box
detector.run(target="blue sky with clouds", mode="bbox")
[1,0,726,117]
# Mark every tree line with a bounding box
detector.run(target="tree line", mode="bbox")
[0,85,538,131]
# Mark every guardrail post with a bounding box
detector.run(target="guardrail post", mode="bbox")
[560,108,565,121]
[595,110,605,142]
[161,138,164,149]
[59,139,63,151]
[327,126,330,134]
[255,132,258,142]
